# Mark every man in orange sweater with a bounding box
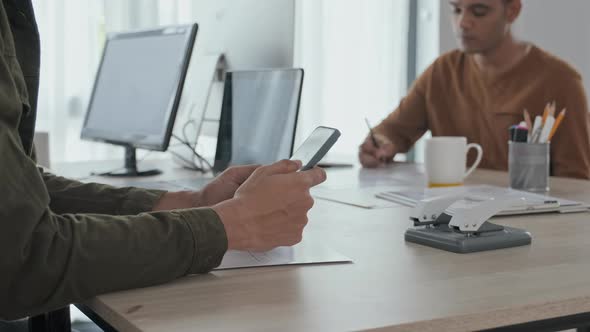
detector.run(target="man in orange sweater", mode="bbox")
[359,0,590,179]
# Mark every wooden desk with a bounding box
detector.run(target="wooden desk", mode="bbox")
[58,162,590,331]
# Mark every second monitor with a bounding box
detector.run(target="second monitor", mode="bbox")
[214,69,304,172]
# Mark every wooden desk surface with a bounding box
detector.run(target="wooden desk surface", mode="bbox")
[63,162,590,332]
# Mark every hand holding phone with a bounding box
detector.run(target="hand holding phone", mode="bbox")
[290,126,341,171]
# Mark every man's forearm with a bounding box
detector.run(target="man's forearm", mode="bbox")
[152,191,205,211]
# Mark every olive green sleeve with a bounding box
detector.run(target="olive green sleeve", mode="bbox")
[41,172,166,215]
[0,108,227,322]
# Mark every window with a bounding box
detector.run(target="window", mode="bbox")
[295,0,410,157]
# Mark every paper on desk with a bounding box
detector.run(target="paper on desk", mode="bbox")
[311,186,403,209]
[216,238,352,270]
[376,185,589,215]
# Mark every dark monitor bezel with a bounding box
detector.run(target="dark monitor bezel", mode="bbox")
[213,68,305,172]
[80,23,198,152]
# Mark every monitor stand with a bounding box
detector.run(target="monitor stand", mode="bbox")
[100,147,162,177]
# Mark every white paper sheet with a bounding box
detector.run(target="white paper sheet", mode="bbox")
[216,238,352,270]
[311,186,403,209]
[376,185,590,216]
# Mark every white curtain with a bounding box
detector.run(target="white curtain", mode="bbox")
[294,0,410,156]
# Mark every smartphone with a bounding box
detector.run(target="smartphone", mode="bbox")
[290,126,341,171]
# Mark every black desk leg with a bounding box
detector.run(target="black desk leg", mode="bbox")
[74,304,117,332]
[28,307,71,332]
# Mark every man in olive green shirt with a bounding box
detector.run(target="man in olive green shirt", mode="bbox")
[0,0,326,321]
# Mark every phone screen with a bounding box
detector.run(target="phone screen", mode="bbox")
[290,127,340,171]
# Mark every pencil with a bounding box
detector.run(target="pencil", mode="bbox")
[548,109,566,141]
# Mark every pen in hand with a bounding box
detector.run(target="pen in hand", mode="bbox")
[365,118,388,164]
[365,118,380,148]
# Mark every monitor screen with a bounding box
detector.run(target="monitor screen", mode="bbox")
[214,69,304,170]
[81,25,197,151]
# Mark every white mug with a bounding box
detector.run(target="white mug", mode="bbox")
[424,137,483,188]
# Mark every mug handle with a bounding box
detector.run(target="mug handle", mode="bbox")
[464,143,483,179]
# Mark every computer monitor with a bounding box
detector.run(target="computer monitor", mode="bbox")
[81,24,198,176]
[214,69,304,172]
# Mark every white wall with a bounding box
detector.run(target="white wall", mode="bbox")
[438,1,456,55]
[188,0,295,69]
[186,0,295,150]
[516,0,590,97]
[417,0,441,73]
[437,0,590,96]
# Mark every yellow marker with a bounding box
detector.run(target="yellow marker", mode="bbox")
[548,109,567,141]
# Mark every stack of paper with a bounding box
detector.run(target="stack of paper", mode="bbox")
[376,185,589,215]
